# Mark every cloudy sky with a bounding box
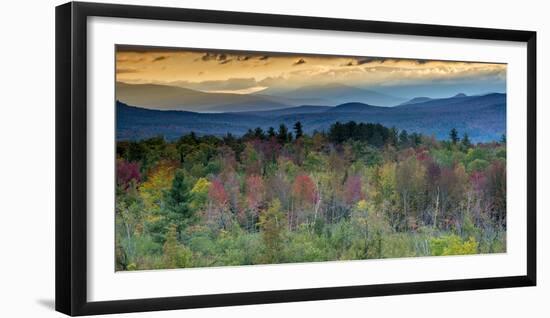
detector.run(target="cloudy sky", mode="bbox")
[116,45,506,98]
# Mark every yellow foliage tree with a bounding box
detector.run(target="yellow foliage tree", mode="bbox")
[139,161,177,212]
[259,199,286,263]
[430,235,478,256]
[356,199,368,212]
[190,177,211,210]
[163,223,193,268]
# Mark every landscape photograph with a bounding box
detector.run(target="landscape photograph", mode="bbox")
[115,45,507,271]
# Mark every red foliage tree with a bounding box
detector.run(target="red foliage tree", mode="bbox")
[486,160,506,225]
[246,175,264,210]
[116,159,141,189]
[426,160,441,183]
[416,149,431,162]
[470,170,487,193]
[236,175,265,231]
[292,174,317,206]
[208,179,228,207]
[289,174,319,229]
[344,175,364,205]
[261,137,282,163]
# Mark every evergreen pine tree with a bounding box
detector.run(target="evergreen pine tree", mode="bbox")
[277,124,289,143]
[254,127,265,140]
[461,133,472,149]
[388,127,399,147]
[399,129,409,147]
[293,121,304,139]
[166,169,194,233]
[267,127,276,138]
[449,128,459,145]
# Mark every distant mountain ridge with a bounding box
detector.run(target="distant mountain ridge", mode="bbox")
[116,82,293,112]
[272,83,406,106]
[398,93,470,106]
[117,93,506,142]
[116,82,408,112]
[399,97,433,105]
[327,102,388,113]
[237,105,331,116]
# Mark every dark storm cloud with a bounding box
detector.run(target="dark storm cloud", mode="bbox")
[354,57,431,65]
[355,57,391,65]
[116,45,187,53]
[293,58,306,66]
[116,68,140,74]
[201,53,216,61]
[152,56,167,62]
[116,57,145,63]
[201,53,229,62]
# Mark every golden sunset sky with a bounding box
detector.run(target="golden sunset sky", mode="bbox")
[116,45,506,97]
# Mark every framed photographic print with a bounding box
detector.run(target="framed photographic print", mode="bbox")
[55,1,536,316]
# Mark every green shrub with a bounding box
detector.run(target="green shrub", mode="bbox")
[429,235,478,256]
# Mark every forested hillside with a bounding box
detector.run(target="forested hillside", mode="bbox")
[115,121,506,270]
[117,92,506,142]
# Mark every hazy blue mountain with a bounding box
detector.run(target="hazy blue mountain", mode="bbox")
[117,93,506,142]
[371,82,505,100]
[395,93,501,111]
[205,99,291,112]
[237,105,331,117]
[398,93,470,106]
[253,94,330,107]
[116,102,268,140]
[399,97,433,105]
[116,82,411,112]
[117,82,337,112]
[327,102,388,113]
[116,82,297,112]
[269,83,406,106]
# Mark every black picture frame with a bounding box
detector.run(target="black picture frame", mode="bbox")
[55,1,537,316]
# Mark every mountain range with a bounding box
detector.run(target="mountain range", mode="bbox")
[116,82,407,112]
[265,83,406,107]
[117,92,506,142]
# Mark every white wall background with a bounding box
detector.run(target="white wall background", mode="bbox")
[0,0,547,316]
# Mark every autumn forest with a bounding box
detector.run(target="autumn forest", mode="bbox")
[115,121,506,270]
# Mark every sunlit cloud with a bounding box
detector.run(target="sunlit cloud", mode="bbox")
[208,86,268,95]
[115,45,506,98]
